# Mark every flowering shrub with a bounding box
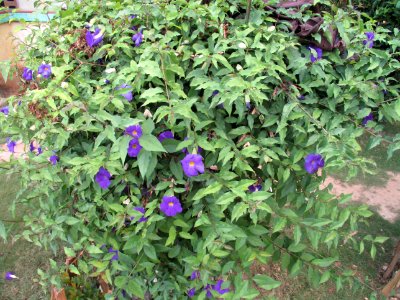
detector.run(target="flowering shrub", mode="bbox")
[1,0,400,298]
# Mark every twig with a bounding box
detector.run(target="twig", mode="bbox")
[245,0,252,23]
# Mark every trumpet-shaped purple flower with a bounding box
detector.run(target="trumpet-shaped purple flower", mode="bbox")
[160,195,182,217]
[38,63,52,79]
[362,113,374,126]
[125,124,142,138]
[190,271,200,280]
[213,280,230,295]
[158,131,174,142]
[6,138,16,153]
[132,30,143,47]
[363,32,375,48]
[22,67,33,81]
[86,27,104,48]
[127,138,142,157]
[187,288,196,298]
[181,154,204,177]
[308,46,323,63]
[304,153,325,174]
[37,147,43,155]
[117,84,133,102]
[108,247,119,261]
[5,272,17,280]
[49,154,59,165]
[298,95,306,101]
[29,142,35,153]
[95,167,111,189]
[212,90,219,97]
[248,184,262,192]
[0,106,9,115]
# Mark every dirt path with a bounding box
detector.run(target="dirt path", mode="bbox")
[324,174,400,222]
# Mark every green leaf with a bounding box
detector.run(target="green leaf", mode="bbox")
[144,244,158,261]
[165,226,176,246]
[253,275,282,290]
[312,257,337,268]
[139,135,166,152]
[68,264,80,275]
[87,245,103,254]
[125,279,145,299]
[138,150,152,179]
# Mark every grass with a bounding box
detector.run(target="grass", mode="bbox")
[0,173,53,300]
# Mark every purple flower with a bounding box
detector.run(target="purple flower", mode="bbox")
[205,285,213,298]
[248,184,262,192]
[190,271,200,280]
[6,138,16,153]
[362,113,374,126]
[131,206,148,223]
[181,154,205,177]
[104,79,110,84]
[37,147,43,155]
[160,195,182,217]
[86,27,104,48]
[5,272,17,280]
[117,84,133,102]
[129,14,137,19]
[298,95,305,101]
[38,63,52,79]
[158,131,174,142]
[125,124,142,138]
[212,90,219,97]
[49,154,59,165]
[0,106,9,115]
[213,279,230,295]
[308,46,323,63]
[22,67,33,81]
[108,247,119,261]
[132,30,143,47]
[246,101,251,109]
[29,142,35,153]
[127,138,142,157]
[363,32,375,48]
[95,167,111,189]
[187,288,196,298]
[304,153,325,174]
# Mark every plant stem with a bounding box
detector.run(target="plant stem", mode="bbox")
[245,0,252,23]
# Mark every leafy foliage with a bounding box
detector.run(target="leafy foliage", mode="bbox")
[1,0,400,299]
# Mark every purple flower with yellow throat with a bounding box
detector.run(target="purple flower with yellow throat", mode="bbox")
[304,153,325,174]
[37,63,52,79]
[125,124,142,139]
[181,154,204,177]
[127,138,142,157]
[160,195,182,217]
